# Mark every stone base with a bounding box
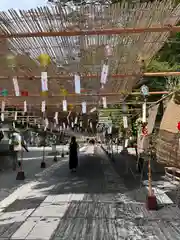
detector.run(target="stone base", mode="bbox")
[16,171,25,180]
[41,161,46,168]
[146,195,158,210]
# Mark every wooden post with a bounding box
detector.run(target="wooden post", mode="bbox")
[148,157,152,196]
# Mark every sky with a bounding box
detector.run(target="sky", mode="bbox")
[0,0,47,11]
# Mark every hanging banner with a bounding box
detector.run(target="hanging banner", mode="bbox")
[74,74,81,94]
[41,72,48,92]
[12,77,20,96]
[63,100,67,111]
[41,100,46,112]
[100,64,109,85]
[24,101,27,113]
[82,102,87,114]
[102,97,107,108]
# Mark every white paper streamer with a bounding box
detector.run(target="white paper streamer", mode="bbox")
[74,74,81,94]
[12,77,20,96]
[142,102,146,123]
[24,101,27,113]
[41,72,48,92]
[123,116,128,128]
[63,122,66,129]
[71,122,74,128]
[63,100,67,111]
[59,126,62,131]
[100,64,109,84]
[41,101,46,112]
[82,102,87,114]
[80,121,82,127]
[102,97,107,108]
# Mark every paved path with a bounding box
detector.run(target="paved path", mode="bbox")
[0,145,179,239]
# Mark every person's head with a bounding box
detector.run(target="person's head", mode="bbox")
[71,136,76,143]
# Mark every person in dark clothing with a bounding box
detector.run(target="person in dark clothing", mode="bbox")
[69,136,79,172]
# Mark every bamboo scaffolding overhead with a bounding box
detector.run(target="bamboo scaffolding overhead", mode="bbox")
[0,0,179,116]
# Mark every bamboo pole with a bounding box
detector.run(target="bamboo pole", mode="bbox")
[0,25,178,39]
[0,91,169,99]
[0,72,180,80]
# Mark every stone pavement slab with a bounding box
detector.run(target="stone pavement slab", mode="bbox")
[0,145,179,239]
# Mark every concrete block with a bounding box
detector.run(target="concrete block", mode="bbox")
[32,204,69,217]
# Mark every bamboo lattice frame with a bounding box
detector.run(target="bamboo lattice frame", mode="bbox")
[0,0,179,117]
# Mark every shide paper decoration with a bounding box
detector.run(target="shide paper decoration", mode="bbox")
[74,74,81,94]
[12,77,20,96]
